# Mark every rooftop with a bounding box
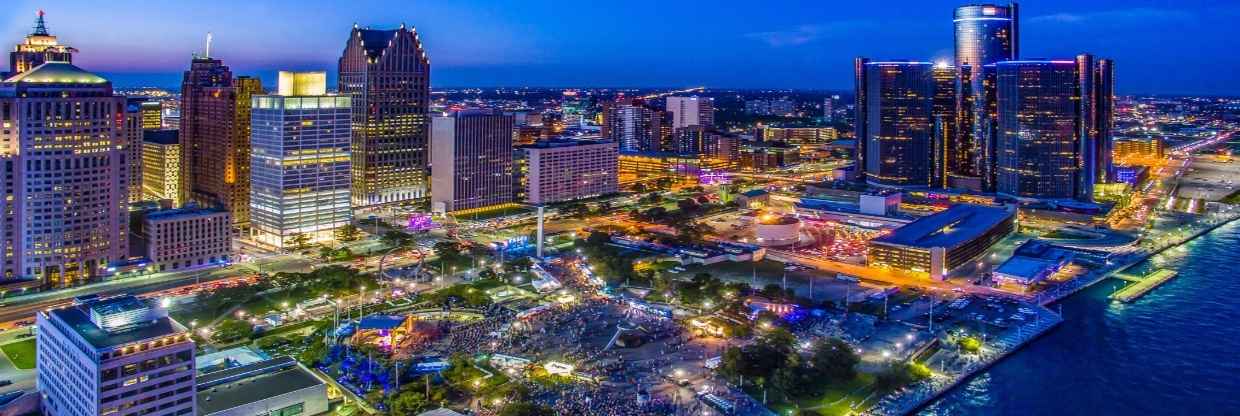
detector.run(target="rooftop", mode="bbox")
[994,256,1062,280]
[47,296,186,350]
[197,357,324,415]
[3,61,107,84]
[871,204,1013,249]
[144,206,228,221]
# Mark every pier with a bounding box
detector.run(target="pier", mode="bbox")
[1110,269,1178,303]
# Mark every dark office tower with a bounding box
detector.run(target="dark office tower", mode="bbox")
[602,98,669,153]
[339,24,431,207]
[852,57,870,182]
[859,61,935,188]
[7,11,77,78]
[179,57,261,228]
[1094,59,1114,184]
[995,60,1080,200]
[931,64,957,189]
[954,3,1018,191]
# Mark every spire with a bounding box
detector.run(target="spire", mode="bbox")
[33,10,48,35]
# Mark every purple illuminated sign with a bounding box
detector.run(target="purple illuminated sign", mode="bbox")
[407,214,434,231]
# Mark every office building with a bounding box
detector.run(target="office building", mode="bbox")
[666,96,714,130]
[196,357,329,416]
[140,100,162,130]
[523,139,618,205]
[250,71,352,249]
[856,61,936,188]
[954,3,1019,190]
[142,130,183,205]
[179,56,261,228]
[618,152,731,186]
[738,141,800,172]
[431,109,515,213]
[602,98,669,152]
[1114,137,1164,161]
[932,64,957,188]
[995,57,1113,201]
[868,204,1015,280]
[124,98,146,203]
[1,62,130,287]
[36,295,196,416]
[7,11,77,78]
[757,127,837,146]
[339,24,431,207]
[140,207,232,272]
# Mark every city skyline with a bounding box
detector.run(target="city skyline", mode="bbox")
[5,0,1239,95]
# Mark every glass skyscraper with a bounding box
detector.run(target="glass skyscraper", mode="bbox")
[859,61,936,188]
[954,3,1018,190]
[995,60,1081,200]
[250,72,353,249]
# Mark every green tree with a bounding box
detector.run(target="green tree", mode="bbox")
[297,338,328,366]
[335,224,362,242]
[287,233,311,250]
[498,402,554,416]
[388,390,429,415]
[381,230,414,247]
[810,337,859,382]
[211,319,254,342]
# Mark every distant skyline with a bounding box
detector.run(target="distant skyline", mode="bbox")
[6,0,1240,95]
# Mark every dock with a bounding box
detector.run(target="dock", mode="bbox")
[1110,269,1178,303]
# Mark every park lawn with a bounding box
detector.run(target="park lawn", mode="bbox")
[761,373,876,416]
[1,338,37,370]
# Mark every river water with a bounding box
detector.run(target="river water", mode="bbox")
[922,220,1240,415]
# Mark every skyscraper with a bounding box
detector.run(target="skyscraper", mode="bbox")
[853,57,870,182]
[339,24,431,207]
[179,56,261,228]
[0,63,129,287]
[430,109,515,213]
[858,61,936,188]
[602,98,669,153]
[124,98,146,203]
[37,295,196,416]
[250,72,353,249]
[142,130,183,205]
[995,56,1112,202]
[931,63,958,189]
[954,3,1018,190]
[7,11,77,78]
[666,96,714,130]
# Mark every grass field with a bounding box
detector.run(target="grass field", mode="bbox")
[1,338,37,370]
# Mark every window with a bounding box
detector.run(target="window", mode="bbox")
[273,402,305,416]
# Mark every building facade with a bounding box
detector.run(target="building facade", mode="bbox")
[7,11,76,78]
[738,141,800,172]
[339,25,431,207]
[430,109,515,213]
[0,63,129,287]
[37,295,196,416]
[868,204,1015,280]
[250,72,353,249]
[141,207,232,272]
[858,61,936,188]
[179,57,260,228]
[665,96,714,130]
[142,130,183,205]
[124,98,146,203]
[523,139,618,205]
[602,98,669,153]
[954,3,1019,190]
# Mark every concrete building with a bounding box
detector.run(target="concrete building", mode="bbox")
[738,141,800,172]
[339,25,431,207]
[665,96,714,130]
[124,98,147,203]
[196,357,328,416]
[250,72,352,249]
[431,109,515,213]
[602,98,669,153]
[37,295,196,416]
[142,130,183,205]
[140,207,232,272]
[522,139,618,204]
[0,62,130,287]
[6,11,76,78]
[859,191,902,216]
[867,204,1015,280]
[179,56,261,229]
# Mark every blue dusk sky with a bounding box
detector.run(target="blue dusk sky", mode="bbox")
[5,0,1239,95]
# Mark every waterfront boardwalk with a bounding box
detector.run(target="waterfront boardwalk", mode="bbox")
[1110,269,1178,303]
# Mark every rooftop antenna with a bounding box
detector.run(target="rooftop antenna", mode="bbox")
[33,10,48,35]
[205,32,213,58]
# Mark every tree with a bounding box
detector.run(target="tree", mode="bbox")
[433,241,464,262]
[479,269,498,280]
[498,402,554,416]
[335,224,362,242]
[757,327,797,353]
[810,337,859,382]
[287,233,311,250]
[211,319,254,342]
[297,338,329,366]
[958,337,981,354]
[381,230,414,247]
[388,391,429,415]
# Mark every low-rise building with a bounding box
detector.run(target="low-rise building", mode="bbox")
[141,207,232,272]
[196,357,329,416]
[37,295,196,416]
[867,204,1015,280]
[738,141,800,171]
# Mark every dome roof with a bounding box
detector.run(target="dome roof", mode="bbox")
[3,61,107,84]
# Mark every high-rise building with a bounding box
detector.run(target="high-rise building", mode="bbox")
[931,64,958,188]
[140,206,232,272]
[37,295,196,416]
[995,57,1113,201]
[250,72,353,249]
[666,96,714,130]
[857,61,936,188]
[602,98,669,153]
[430,109,515,213]
[1,63,130,287]
[522,139,618,205]
[853,57,870,182]
[140,100,162,130]
[339,24,431,207]
[124,98,146,203]
[142,130,183,205]
[179,56,261,227]
[954,3,1019,190]
[7,11,77,78]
